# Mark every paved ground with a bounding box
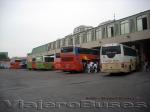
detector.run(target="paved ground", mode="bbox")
[0,69,150,112]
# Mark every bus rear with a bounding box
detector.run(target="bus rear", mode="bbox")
[35,56,54,70]
[61,46,99,72]
[60,47,82,72]
[10,59,22,69]
[61,53,83,72]
[100,43,138,73]
[100,43,123,73]
[43,56,54,70]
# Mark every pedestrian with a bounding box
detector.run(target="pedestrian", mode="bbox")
[93,61,98,73]
[147,61,150,72]
[144,59,149,72]
[87,61,91,73]
[89,61,94,73]
[83,61,88,73]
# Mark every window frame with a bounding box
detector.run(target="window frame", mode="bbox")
[96,27,102,40]
[136,15,148,31]
[107,24,114,38]
[120,20,130,35]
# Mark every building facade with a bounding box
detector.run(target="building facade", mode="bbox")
[28,10,150,65]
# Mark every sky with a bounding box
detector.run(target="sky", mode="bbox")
[0,0,150,58]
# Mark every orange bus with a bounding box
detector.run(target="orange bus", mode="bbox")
[10,58,27,69]
[54,53,62,70]
[10,59,21,69]
[60,46,99,72]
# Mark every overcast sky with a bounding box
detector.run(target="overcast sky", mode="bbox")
[0,0,150,58]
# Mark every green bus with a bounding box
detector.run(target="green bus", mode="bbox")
[27,58,36,70]
[35,55,54,70]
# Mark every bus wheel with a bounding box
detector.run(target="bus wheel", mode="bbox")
[69,71,73,74]
[70,71,75,74]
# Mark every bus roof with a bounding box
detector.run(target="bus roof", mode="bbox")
[102,43,136,50]
[61,46,98,51]
[44,55,54,58]
[102,43,121,47]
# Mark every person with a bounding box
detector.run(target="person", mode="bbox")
[93,61,98,73]
[87,61,91,73]
[144,59,149,72]
[83,60,88,73]
[146,61,150,72]
[89,61,94,73]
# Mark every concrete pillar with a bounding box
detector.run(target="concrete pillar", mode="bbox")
[139,42,144,70]
[72,36,75,47]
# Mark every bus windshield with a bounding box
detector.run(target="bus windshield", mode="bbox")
[36,57,43,62]
[102,45,121,55]
[61,47,73,53]
[61,47,99,55]
[44,57,54,62]
[15,60,21,62]
[78,48,99,55]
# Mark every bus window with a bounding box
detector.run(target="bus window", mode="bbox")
[45,57,54,62]
[123,46,137,56]
[32,58,36,62]
[78,48,99,55]
[92,50,99,55]
[55,53,60,58]
[36,56,43,62]
[102,45,121,55]
[15,60,21,62]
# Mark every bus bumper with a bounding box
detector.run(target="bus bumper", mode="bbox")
[61,63,83,72]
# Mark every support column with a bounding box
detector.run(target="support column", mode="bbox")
[139,42,144,71]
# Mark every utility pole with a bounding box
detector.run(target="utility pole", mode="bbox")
[114,13,116,21]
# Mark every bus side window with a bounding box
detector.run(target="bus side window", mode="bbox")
[123,46,137,56]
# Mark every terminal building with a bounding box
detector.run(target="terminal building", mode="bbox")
[28,10,150,67]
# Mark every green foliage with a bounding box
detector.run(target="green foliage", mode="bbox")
[0,53,9,61]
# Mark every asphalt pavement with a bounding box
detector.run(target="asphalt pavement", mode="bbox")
[0,69,150,112]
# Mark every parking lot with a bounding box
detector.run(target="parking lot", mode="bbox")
[0,69,150,112]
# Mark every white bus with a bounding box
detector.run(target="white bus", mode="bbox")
[100,43,138,73]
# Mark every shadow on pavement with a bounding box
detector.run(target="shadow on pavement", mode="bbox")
[103,72,133,77]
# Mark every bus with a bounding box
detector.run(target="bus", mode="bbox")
[10,59,22,69]
[100,43,138,73]
[54,53,62,70]
[60,46,99,72]
[10,58,27,69]
[27,57,36,70]
[35,55,54,70]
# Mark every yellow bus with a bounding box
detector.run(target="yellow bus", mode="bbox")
[100,43,138,73]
